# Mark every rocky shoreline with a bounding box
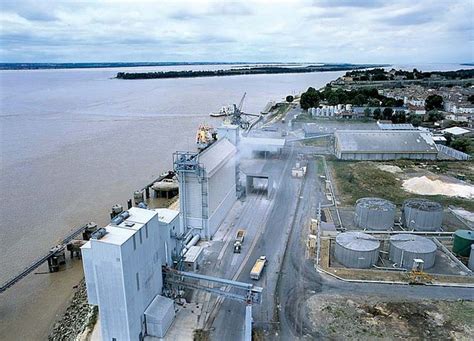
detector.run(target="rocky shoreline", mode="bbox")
[49,279,97,341]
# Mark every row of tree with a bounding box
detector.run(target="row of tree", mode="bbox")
[300,86,404,110]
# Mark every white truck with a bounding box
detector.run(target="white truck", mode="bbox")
[250,256,267,280]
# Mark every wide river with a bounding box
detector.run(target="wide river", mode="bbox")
[0,63,470,281]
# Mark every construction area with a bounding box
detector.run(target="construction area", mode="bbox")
[2,100,473,341]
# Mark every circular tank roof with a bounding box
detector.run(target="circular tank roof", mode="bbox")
[454,229,474,241]
[356,197,395,211]
[403,198,442,212]
[390,234,437,253]
[336,231,380,252]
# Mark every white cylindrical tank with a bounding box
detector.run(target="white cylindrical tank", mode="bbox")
[389,234,437,269]
[334,231,380,269]
[402,199,443,231]
[337,104,343,110]
[345,104,352,111]
[354,197,396,230]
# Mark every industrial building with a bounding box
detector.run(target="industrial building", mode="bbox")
[240,136,285,157]
[334,130,438,160]
[175,137,237,240]
[81,207,179,340]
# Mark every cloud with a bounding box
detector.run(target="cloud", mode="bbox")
[0,0,472,63]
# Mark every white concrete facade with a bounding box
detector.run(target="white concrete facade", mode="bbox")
[179,138,237,239]
[82,208,168,341]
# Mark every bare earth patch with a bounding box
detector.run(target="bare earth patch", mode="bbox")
[306,294,473,340]
[376,164,403,174]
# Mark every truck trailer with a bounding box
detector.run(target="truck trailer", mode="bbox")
[250,256,267,280]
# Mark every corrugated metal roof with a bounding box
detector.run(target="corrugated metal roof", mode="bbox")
[336,232,380,251]
[241,137,286,146]
[199,138,236,175]
[377,122,416,130]
[390,234,437,253]
[335,130,437,154]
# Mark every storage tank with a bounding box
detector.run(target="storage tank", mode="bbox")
[469,245,474,271]
[354,197,396,230]
[345,104,352,111]
[334,231,380,268]
[452,230,474,257]
[402,199,443,231]
[389,234,437,269]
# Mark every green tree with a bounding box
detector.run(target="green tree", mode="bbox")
[408,115,422,127]
[353,94,366,106]
[450,137,471,153]
[443,133,453,146]
[427,110,444,122]
[382,107,393,120]
[300,87,320,110]
[286,95,294,103]
[373,108,382,120]
[391,111,406,123]
[425,94,443,111]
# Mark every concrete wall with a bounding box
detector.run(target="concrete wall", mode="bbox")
[208,157,236,237]
[180,156,236,239]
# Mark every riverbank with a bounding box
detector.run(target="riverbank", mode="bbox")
[116,64,386,80]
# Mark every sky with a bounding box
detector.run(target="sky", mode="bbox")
[0,0,473,63]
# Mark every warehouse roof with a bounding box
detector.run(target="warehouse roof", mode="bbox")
[377,122,416,130]
[199,138,236,176]
[441,126,470,136]
[126,207,158,224]
[335,130,438,154]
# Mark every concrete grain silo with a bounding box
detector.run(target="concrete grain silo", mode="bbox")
[334,231,380,269]
[354,197,396,230]
[402,199,443,231]
[389,234,437,269]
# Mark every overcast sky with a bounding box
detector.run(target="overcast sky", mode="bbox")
[0,0,472,63]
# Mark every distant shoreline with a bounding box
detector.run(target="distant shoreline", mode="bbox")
[0,61,314,71]
[116,64,388,80]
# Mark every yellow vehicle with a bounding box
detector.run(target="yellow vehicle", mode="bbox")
[250,256,267,280]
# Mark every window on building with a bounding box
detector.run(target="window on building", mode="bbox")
[145,225,148,239]
[139,229,143,244]
[136,272,140,291]
[133,235,136,250]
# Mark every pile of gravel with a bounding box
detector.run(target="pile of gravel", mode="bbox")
[49,279,97,341]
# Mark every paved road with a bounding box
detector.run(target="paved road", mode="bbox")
[209,144,301,340]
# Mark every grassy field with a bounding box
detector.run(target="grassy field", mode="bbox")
[330,160,474,211]
[303,137,330,147]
